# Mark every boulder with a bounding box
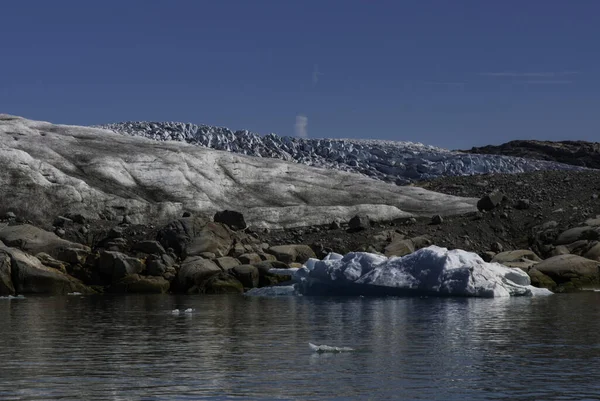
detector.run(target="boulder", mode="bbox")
[111,274,170,293]
[267,245,316,264]
[548,246,570,257]
[238,253,262,265]
[201,273,244,294]
[535,254,600,288]
[479,251,496,263]
[0,250,15,295]
[431,215,443,225]
[527,268,557,290]
[231,265,259,288]
[146,256,167,277]
[213,210,247,231]
[555,226,600,245]
[5,247,91,294]
[177,257,221,291]
[156,217,207,255]
[514,199,531,210]
[56,247,90,265]
[384,239,415,257]
[35,253,68,273]
[477,191,504,212]
[492,250,542,266]
[133,240,166,255]
[348,214,370,231]
[184,222,234,258]
[253,260,291,286]
[98,251,144,280]
[0,224,89,259]
[583,243,600,261]
[214,256,241,271]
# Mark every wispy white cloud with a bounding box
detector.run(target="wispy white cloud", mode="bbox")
[479,71,580,78]
[423,81,466,87]
[295,115,308,138]
[522,80,574,85]
[312,64,323,85]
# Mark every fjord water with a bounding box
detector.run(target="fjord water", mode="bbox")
[1,294,599,401]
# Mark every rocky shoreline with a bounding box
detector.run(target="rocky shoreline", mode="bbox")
[2,169,600,297]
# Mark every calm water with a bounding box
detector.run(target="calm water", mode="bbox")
[1,293,600,401]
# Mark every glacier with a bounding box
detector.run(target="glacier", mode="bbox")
[100,121,587,184]
[248,246,552,298]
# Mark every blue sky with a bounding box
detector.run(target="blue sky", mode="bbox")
[1,0,598,148]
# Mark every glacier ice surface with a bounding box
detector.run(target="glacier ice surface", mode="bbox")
[100,121,587,184]
[249,246,553,298]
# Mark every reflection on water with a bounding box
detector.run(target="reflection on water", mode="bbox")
[1,293,600,400]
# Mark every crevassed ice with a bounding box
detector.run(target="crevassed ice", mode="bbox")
[99,121,586,183]
[251,246,552,298]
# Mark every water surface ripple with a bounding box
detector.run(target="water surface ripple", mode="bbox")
[1,294,599,400]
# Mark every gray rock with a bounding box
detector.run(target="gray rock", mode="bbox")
[0,224,89,259]
[583,243,600,261]
[35,252,67,273]
[480,251,496,263]
[431,215,443,225]
[53,216,73,227]
[231,264,259,288]
[555,226,600,245]
[0,250,15,295]
[98,251,144,280]
[177,257,221,291]
[5,247,91,294]
[156,217,207,255]
[238,253,262,265]
[146,257,167,276]
[201,273,244,294]
[267,245,316,264]
[348,214,370,231]
[214,256,241,271]
[514,199,531,210]
[491,242,504,253]
[492,250,542,264]
[535,254,600,285]
[384,239,415,257]
[213,210,247,231]
[111,274,170,294]
[56,247,90,265]
[477,191,504,212]
[183,222,233,258]
[133,240,166,255]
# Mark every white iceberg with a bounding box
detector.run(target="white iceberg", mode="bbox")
[254,246,552,298]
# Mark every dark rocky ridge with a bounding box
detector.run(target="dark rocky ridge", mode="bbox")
[463,140,600,169]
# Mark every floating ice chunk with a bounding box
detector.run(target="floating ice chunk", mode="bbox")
[0,295,25,300]
[67,292,82,296]
[291,246,552,298]
[171,309,180,314]
[268,268,300,276]
[309,343,355,353]
[183,308,193,313]
[245,285,298,297]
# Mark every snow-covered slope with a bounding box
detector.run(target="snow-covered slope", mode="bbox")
[248,246,553,298]
[0,115,477,228]
[100,121,586,184]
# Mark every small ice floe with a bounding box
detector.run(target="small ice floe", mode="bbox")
[0,295,25,300]
[309,342,355,353]
[67,292,82,296]
[171,308,194,315]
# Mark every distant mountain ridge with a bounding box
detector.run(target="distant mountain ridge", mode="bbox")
[463,140,600,169]
[99,121,586,184]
